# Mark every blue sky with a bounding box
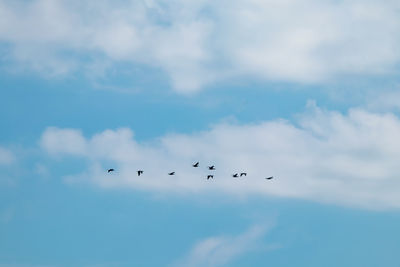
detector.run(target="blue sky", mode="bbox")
[1,0,400,266]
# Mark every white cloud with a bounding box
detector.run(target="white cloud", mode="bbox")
[40,127,87,156]
[0,0,399,92]
[173,224,272,267]
[40,104,400,210]
[0,146,15,165]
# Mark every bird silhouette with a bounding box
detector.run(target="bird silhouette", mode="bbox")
[240,172,247,177]
[232,173,239,178]
[193,162,199,167]
[107,168,114,173]
[168,172,175,175]
[265,176,273,180]
[208,165,215,170]
[137,170,143,176]
[207,175,214,180]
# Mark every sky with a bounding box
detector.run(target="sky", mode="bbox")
[1,0,400,266]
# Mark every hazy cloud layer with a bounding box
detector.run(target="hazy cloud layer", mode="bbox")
[40,103,400,210]
[1,0,399,92]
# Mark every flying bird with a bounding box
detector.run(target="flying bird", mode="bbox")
[208,165,215,170]
[207,175,214,180]
[137,170,143,176]
[240,172,247,177]
[192,162,199,167]
[232,173,239,178]
[107,168,114,173]
[265,176,273,180]
[168,172,175,175]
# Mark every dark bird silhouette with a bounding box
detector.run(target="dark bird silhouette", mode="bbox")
[207,175,214,180]
[137,170,143,176]
[107,168,114,173]
[192,162,199,167]
[240,172,247,177]
[232,173,239,178]
[265,176,273,180]
[168,172,175,175]
[208,165,215,170]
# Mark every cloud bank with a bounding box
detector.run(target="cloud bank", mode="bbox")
[1,0,399,92]
[40,103,400,210]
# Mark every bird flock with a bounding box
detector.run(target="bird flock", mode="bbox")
[107,162,274,180]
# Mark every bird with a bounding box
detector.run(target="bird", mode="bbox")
[207,175,214,180]
[265,176,273,180]
[137,170,143,176]
[232,173,239,178]
[168,172,175,175]
[192,162,199,167]
[107,168,114,173]
[240,172,247,177]
[208,165,215,170]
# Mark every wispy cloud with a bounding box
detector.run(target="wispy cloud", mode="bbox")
[1,0,399,92]
[34,163,50,178]
[173,224,273,267]
[366,89,400,112]
[40,103,400,209]
[0,146,15,165]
